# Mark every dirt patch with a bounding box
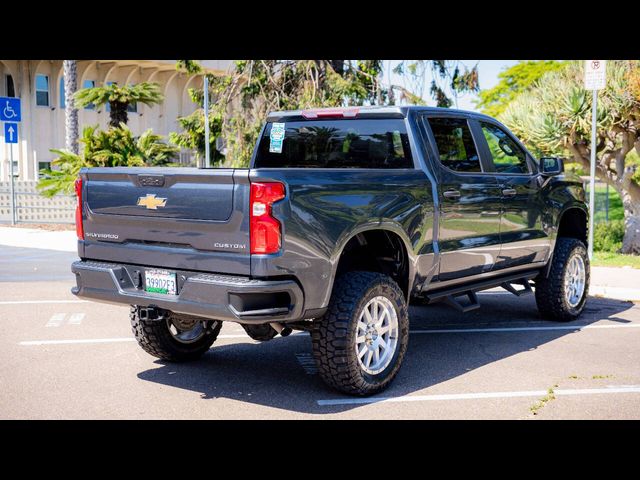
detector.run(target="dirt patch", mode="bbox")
[0,223,75,232]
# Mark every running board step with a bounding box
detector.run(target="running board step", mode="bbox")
[420,270,540,313]
[443,291,480,313]
[501,279,533,297]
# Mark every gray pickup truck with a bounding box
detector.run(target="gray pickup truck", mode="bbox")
[71,106,589,395]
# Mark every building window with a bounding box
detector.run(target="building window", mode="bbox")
[5,75,15,97]
[83,80,96,109]
[38,161,51,175]
[35,74,49,106]
[59,77,65,108]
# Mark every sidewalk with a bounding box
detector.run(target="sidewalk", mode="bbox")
[0,226,76,252]
[1,225,639,301]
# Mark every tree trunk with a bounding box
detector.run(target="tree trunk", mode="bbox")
[621,187,640,254]
[63,60,78,154]
[109,101,128,128]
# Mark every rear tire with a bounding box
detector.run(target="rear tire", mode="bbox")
[311,271,409,396]
[130,306,221,361]
[535,237,589,322]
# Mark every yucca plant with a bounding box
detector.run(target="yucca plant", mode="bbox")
[500,60,640,254]
[75,82,163,127]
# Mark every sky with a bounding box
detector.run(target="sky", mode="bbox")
[383,60,520,112]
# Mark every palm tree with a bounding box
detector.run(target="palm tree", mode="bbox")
[75,82,163,128]
[63,60,79,154]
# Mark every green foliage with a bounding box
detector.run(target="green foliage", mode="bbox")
[176,60,203,74]
[75,82,163,128]
[475,61,567,117]
[37,124,179,197]
[593,219,625,252]
[394,60,479,107]
[173,60,390,166]
[501,61,639,158]
[173,59,480,167]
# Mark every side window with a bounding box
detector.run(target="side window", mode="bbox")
[427,117,481,173]
[480,122,529,174]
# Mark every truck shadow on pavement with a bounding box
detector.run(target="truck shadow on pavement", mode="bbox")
[137,292,636,415]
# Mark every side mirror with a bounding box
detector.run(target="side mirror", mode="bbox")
[540,157,564,175]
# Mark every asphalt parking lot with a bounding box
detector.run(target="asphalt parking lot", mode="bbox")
[1,244,640,419]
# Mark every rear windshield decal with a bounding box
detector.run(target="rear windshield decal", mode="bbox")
[269,122,286,153]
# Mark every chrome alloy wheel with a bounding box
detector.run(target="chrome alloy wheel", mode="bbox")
[166,315,208,344]
[355,296,399,375]
[564,254,586,308]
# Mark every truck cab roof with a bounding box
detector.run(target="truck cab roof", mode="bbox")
[266,105,497,122]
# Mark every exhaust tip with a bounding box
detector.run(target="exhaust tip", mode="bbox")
[280,327,292,337]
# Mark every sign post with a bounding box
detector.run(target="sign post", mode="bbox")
[203,74,210,168]
[584,60,607,261]
[1,96,22,225]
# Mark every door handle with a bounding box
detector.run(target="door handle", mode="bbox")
[502,188,517,197]
[443,189,461,199]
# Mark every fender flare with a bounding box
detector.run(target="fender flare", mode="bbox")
[323,221,418,306]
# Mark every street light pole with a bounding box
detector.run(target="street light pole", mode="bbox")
[203,74,210,168]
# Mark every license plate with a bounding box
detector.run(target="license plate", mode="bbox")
[145,269,177,295]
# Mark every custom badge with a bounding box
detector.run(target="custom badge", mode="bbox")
[269,122,286,153]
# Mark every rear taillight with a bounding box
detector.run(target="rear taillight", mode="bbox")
[75,177,84,240]
[250,182,285,254]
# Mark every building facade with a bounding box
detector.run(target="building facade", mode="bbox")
[0,60,231,181]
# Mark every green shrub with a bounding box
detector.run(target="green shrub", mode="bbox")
[593,219,625,253]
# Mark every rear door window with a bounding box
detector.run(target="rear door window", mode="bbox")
[254,119,413,169]
[427,117,482,173]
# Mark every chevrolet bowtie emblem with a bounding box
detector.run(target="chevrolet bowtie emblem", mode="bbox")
[137,194,167,210]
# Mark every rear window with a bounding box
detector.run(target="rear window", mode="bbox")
[254,119,413,169]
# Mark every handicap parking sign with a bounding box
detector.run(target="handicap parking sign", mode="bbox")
[0,97,21,122]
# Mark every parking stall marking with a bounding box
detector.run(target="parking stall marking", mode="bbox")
[45,313,66,328]
[18,321,640,347]
[67,313,85,325]
[317,385,640,407]
[296,353,318,375]
[0,300,88,305]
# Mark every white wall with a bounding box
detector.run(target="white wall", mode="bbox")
[0,60,232,181]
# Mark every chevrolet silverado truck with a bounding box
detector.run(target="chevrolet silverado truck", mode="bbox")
[71,106,589,396]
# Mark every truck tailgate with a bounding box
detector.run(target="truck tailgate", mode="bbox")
[80,167,251,275]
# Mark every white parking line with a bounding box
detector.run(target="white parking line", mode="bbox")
[19,322,640,346]
[20,337,137,346]
[0,300,88,305]
[410,323,640,334]
[317,385,640,406]
[19,333,255,346]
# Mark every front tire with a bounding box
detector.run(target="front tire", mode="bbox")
[130,306,222,361]
[535,237,590,322]
[312,271,409,396]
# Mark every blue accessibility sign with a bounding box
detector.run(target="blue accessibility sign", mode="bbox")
[4,122,18,144]
[0,96,21,122]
